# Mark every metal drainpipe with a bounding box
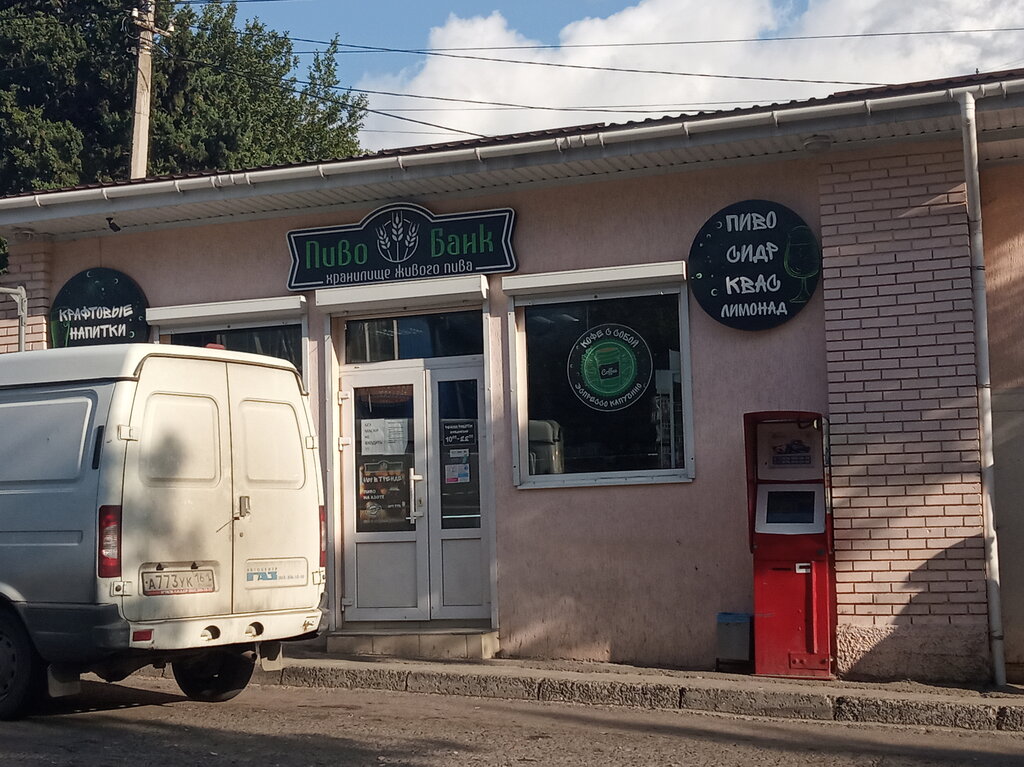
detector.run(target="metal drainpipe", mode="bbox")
[959,90,1007,687]
[0,285,27,352]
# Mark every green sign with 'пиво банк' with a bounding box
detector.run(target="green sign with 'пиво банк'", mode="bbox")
[286,202,516,290]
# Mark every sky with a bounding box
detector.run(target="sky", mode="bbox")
[212,0,1024,152]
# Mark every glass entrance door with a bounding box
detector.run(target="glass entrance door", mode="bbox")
[341,360,489,622]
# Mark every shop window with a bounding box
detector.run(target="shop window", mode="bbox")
[170,324,303,375]
[345,311,483,363]
[438,379,481,530]
[519,292,692,485]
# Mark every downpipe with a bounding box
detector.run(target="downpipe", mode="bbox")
[959,90,1007,687]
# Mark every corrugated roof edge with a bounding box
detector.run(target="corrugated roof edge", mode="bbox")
[5,66,1024,202]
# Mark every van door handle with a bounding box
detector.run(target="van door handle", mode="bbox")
[235,495,252,521]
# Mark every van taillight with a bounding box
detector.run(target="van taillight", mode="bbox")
[98,505,122,578]
[319,505,327,568]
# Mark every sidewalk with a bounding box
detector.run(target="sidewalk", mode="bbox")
[232,641,1024,733]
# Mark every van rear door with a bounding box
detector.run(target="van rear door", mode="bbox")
[120,356,234,621]
[226,363,322,614]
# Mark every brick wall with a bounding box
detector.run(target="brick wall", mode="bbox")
[819,146,991,681]
[0,238,52,352]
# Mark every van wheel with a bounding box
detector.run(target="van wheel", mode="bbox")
[0,611,38,720]
[171,650,255,702]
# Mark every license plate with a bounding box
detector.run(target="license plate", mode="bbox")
[142,569,215,596]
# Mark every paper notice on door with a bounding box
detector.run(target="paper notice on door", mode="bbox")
[445,463,471,484]
[361,418,408,455]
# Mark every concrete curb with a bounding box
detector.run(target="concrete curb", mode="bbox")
[241,660,1024,733]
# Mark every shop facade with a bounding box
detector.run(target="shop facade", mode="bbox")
[3,69,1024,683]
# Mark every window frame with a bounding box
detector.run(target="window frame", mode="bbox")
[342,309,485,365]
[508,280,695,489]
[148,297,308,388]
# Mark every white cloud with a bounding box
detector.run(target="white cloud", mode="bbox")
[356,0,1024,151]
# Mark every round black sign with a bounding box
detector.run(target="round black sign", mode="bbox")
[566,323,653,411]
[688,200,821,331]
[50,268,149,348]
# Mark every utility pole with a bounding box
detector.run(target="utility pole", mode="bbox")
[129,4,174,180]
[130,2,158,180]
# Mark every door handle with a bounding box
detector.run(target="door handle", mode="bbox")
[407,470,424,523]
[235,495,252,521]
[795,562,811,574]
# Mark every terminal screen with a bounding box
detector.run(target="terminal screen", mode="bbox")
[765,490,816,525]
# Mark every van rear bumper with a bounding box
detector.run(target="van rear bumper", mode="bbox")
[18,603,130,664]
[127,607,324,651]
[17,602,325,663]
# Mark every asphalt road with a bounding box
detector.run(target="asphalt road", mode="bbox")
[2,675,1024,766]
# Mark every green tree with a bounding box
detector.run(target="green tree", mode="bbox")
[150,2,365,174]
[0,0,367,197]
[0,0,133,195]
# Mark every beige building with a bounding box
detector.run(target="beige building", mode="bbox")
[3,68,1024,683]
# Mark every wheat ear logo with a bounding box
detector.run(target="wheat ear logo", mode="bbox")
[376,212,419,264]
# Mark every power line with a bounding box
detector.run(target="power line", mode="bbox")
[346,84,671,115]
[162,50,776,142]
[183,20,1024,53]
[334,43,888,87]
[172,20,1024,133]
[172,20,1024,93]
[345,26,1024,53]
[1,11,731,122]
[363,100,760,114]
[161,46,483,140]
[185,22,889,87]
[162,51,486,138]
[161,44,772,128]
[163,49,779,143]
[362,128,466,136]
[172,22,751,116]
[8,9,1024,52]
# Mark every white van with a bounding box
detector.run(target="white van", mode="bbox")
[0,344,326,718]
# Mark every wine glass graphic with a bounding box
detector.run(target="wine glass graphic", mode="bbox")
[783,226,820,303]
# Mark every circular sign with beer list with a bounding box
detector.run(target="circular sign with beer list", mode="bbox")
[50,268,149,348]
[566,323,653,411]
[689,200,821,331]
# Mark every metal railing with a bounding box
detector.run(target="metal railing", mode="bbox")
[0,285,28,352]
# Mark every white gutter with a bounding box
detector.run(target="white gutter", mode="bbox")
[2,78,1024,219]
[598,79,1024,145]
[959,90,1007,688]
[0,286,27,352]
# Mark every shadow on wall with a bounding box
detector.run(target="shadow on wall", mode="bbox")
[494,506,751,671]
[835,534,992,684]
[497,528,993,683]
